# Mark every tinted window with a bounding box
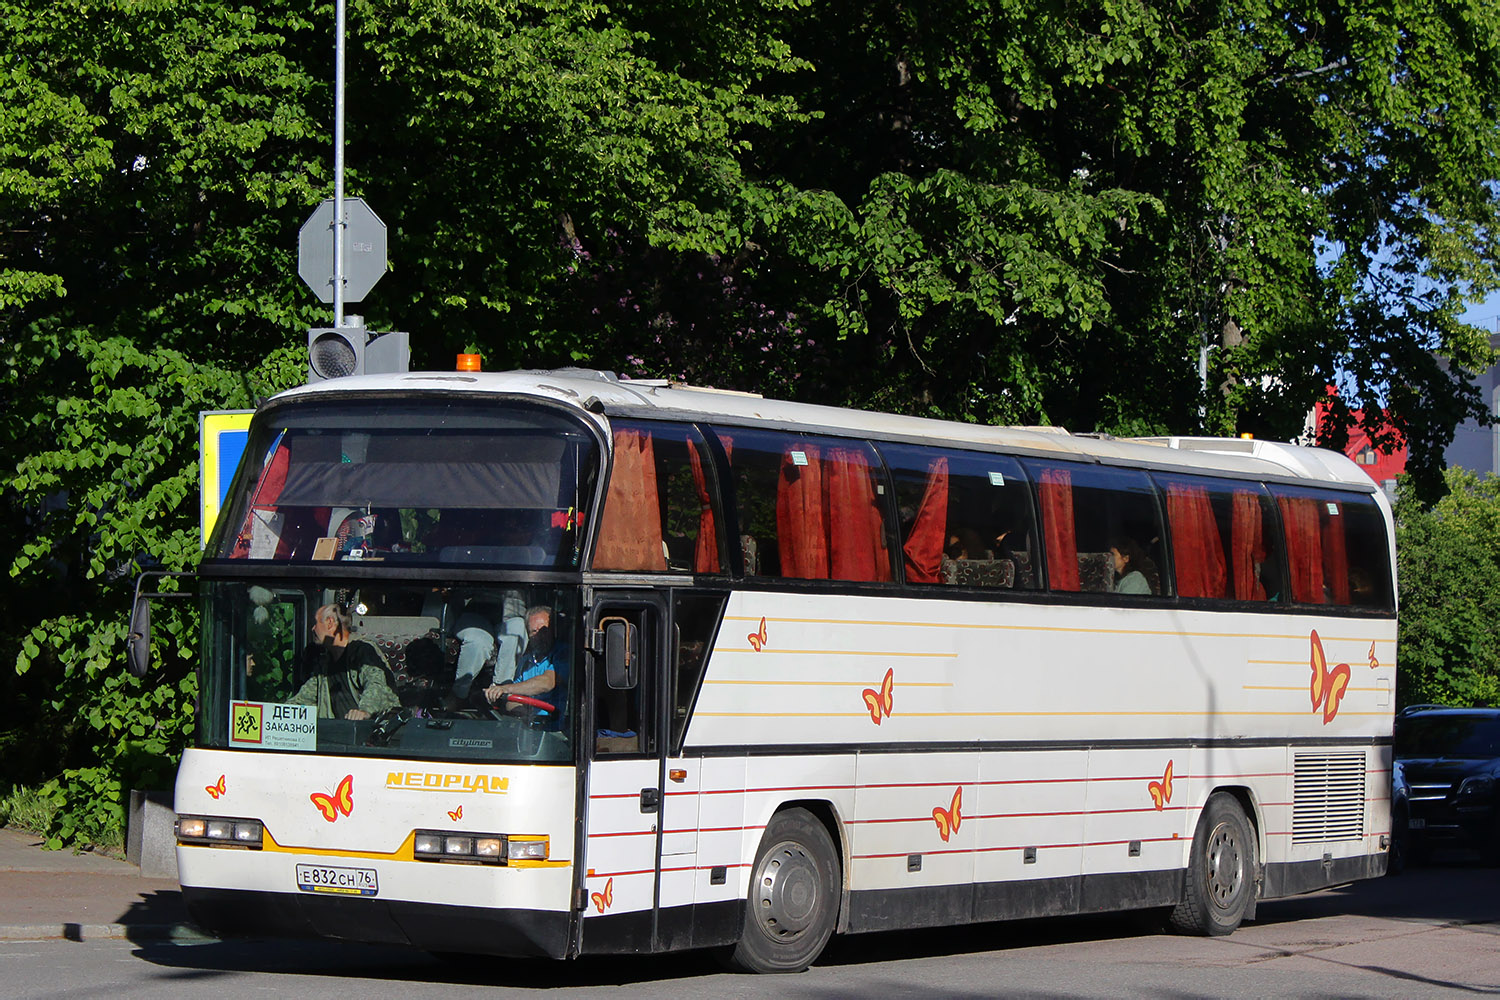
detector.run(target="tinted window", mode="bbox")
[1396,715,1500,758]
[880,443,1039,590]
[714,427,894,582]
[1024,460,1167,596]
[592,421,725,574]
[1267,485,1392,608]
[1153,473,1285,602]
[217,401,598,568]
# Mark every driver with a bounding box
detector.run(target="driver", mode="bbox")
[288,604,401,720]
[483,606,563,718]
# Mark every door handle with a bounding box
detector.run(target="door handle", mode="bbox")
[639,787,660,813]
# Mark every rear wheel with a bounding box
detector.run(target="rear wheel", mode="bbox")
[1169,792,1257,936]
[727,808,840,973]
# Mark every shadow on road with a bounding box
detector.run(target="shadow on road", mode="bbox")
[131,861,1500,987]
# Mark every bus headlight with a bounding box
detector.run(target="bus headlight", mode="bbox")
[507,838,549,863]
[176,814,263,848]
[411,830,546,864]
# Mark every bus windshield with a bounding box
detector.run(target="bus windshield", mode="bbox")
[197,581,579,763]
[213,399,600,569]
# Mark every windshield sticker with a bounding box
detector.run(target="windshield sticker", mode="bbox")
[230,701,317,752]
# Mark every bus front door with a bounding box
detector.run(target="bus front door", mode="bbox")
[578,592,691,953]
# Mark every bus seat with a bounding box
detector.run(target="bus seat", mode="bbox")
[1078,551,1114,593]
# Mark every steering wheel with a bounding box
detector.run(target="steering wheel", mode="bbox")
[497,692,556,714]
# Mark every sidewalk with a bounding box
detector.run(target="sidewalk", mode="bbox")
[0,826,200,942]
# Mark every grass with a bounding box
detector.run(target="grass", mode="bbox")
[0,784,58,836]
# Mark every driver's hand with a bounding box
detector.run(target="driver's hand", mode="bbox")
[484,684,508,705]
[344,708,371,720]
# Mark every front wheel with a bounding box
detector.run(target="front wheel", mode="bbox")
[1169,792,1257,936]
[727,808,840,973]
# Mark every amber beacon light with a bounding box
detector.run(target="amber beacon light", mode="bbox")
[456,353,482,371]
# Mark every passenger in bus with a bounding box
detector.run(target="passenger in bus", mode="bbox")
[288,604,402,719]
[483,606,565,719]
[1110,537,1159,595]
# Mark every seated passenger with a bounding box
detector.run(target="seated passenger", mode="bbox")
[288,604,401,720]
[483,605,565,720]
[1109,537,1159,595]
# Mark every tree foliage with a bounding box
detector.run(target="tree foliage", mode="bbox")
[1394,469,1500,709]
[4,0,1500,842]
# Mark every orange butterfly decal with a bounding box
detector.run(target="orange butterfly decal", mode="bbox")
[862,667,894,725]
[310,774,355,823]
[747,616,768,652]
[1309,630,1352,725]
[1148,760,1174,811]
[933,786,962,841]
[205,774,226,800]
[448,805,463,822]
[1368,641,1379,670]
[591,877,614,914]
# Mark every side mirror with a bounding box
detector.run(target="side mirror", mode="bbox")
[126,594,152,678]
[601,617,637,690]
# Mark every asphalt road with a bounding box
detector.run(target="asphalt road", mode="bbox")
[3,861,1497,999]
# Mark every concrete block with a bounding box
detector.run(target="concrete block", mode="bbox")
[126,789,177,880]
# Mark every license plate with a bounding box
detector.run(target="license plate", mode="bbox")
[1407,817,1426,830]
[296,863,379,896]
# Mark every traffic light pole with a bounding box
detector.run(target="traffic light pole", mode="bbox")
[332,0,347,329]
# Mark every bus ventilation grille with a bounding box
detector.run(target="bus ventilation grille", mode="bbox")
[1292,752,1366,844]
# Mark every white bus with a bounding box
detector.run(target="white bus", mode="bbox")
[165,367,1395,972]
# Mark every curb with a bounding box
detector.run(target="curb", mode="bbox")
[0,922,215,943]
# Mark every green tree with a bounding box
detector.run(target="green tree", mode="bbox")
[1394,469,1500,708]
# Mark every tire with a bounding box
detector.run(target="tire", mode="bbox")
[727,808,840,973]
[1169,792,1257,936]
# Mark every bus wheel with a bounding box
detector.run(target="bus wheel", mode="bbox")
[1169,792,1256,936]
[728,808,839,973]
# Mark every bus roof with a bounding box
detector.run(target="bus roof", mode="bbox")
[270,368,1376,491]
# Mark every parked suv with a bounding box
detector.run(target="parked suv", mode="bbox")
[1394,706,1500,865]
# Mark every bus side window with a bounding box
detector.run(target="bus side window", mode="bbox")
[594,421,726,575]
[879,443,1038,590]
[716,428,894,583]
[1153,474,1283,603]
[1025,460,1167,596]
[1267,486,1391,609]
[594,608,647,755]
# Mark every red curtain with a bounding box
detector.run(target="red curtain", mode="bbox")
[1278,496,1325,603]
[777,444,829,579]
[1166,483,1226,598]
[826,447,892,582]
[231,434,292,557]
[1039,468,1080,591]
[903,457,949,584]
[1321,502,1351,604]
[688,443,719,573]
[1229,490,1267,601]
[593,429,667,571]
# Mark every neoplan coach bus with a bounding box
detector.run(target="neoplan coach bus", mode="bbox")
[154,367,1395,972]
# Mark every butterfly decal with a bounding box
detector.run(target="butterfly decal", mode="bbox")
[1368,641,1379,670]
[747,616,768,652]
[591,877,614,914]
[933,786,962,842]
[862,667,894,725]
[1148,760,1174,811]
[310,774,355,823]
[1309,630,1352,725]
[205,774,226,800]
[448,805,463,822]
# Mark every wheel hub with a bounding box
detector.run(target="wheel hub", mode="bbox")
[1206,822,1244,909]
[753,841,820,937]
